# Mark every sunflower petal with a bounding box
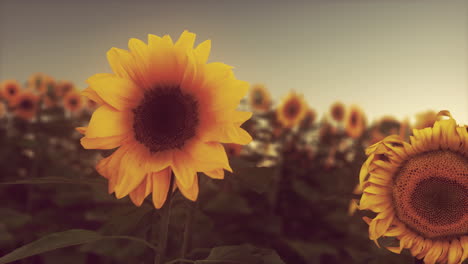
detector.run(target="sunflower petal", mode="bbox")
[151,168,171,209]
[85,105,132,138]
[176,174,199,201]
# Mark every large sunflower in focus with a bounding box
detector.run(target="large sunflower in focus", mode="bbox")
[249,84,271,112]
[345,105,366,139]
[276,91,308,129]
[79,31,252,208]
[358,111,468,264]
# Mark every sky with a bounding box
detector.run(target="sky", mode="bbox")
[0,0,467,124]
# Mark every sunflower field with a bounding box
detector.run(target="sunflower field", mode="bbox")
[0,31,466,264]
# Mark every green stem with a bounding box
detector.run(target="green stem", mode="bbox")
[155,174,175,264]
[181,200,196,260]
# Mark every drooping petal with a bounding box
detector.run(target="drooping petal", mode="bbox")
[151,168,171,209]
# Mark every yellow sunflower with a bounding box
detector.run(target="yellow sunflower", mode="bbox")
[28,73,55,95]
[358,111,468,264]
[1,80,21,103]
[330,101,345,122]
[55,80,75,98]
[345,105,366,139]
[79,31,252,208]
[11,91,39,121]
[300,108,317,129]
[63,90,84,113]
[276,91,308,129]
[249,84,271,112]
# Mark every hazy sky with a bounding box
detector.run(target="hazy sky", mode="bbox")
[1,0,467,124]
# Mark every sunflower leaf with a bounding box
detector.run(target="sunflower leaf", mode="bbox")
[0,177,106,186]
[195,244,285,264]
[0,229,101,264]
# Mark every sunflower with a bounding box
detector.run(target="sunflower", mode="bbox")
[249,84,271,112]
[358,111,468,264]
[330,101,345,122]
[55,80,75,98]
[345,105,366,139]
[0,102,6,119]
[276,91,308,129]
[300,108,317,129]
[1,80,21,103]
[28,73,55,95]
[11,91,39,120]
[79,31,252,208]
[415,110,438,130]
[63,90,84,113]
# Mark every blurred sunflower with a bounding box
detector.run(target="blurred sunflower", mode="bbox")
[330,101,345,122]
[358,111,467,264]
[79,31,252,208]
[248,84,271,112]
[1,80,21,103]
[63,90,84,113]
[0,102,6,119]
[345,105,366,139]
[28,73,55,95]
[414,110,438,130]
[11,91,39,120]
[55,80,75,98]
[300,108,316,129]
[276,91,308,129]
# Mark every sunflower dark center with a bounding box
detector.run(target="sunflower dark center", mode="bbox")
[7,86,16,95]
[332,106,344,121]
[69,98,78,106]
[411,177,466,225]
[285,101,299,119]
[393,150,468,238]
[19,99,34,110]
[35,77,42,88]
[132,86,199,153]
[350,112,358,126]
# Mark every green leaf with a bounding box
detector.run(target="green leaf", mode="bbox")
[0,229,158,264]
[0,229,101,264]
[0,177,106,186]
[196,244,285,264]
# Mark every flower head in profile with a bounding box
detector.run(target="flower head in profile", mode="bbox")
[1,80,21,103]
[79,31,252,208]
[345,105,366,139]
[11,91,39,121]
[276,91,308,129]
[248,84,271,112]
[358,111,467,264]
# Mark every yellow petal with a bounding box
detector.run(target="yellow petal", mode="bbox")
[175,30,196,51]
[204,168,225,179]
[187,141,232,172]
[176,174,199,201]
[81,134,127,150]
[85,105,132,138]
[194,40,211,64]
[151,168,171,209]
[87,73,143,110]
[129,175,153,207]
[114,144,148,198]
[81,87,105,105]
[172,150,197,189]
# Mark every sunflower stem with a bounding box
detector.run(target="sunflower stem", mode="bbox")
[155,173,175,264]
[181,199,196,261]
